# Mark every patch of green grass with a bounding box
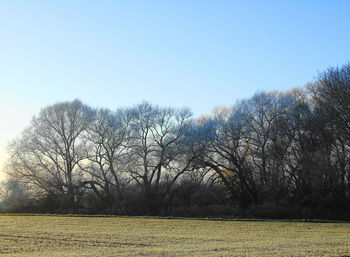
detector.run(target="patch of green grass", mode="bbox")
[0,215,349,256]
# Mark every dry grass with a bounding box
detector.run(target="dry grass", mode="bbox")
[0,215,349,256]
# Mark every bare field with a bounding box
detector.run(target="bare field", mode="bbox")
[0,215,349,256]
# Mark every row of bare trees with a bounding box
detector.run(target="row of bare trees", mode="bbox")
[4,101,200,213]
[2,63,350,217]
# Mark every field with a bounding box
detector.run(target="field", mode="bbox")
[0,215,349,256]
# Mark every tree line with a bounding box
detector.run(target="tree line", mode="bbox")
[1,63,350,219]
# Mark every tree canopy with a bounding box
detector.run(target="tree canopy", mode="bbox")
[2,64,350,219]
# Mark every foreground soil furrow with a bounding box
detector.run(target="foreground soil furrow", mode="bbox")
[0,233,151,247]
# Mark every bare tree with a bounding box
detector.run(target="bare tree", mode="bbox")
[195,106,259,208]
[198,91,305,207]
[82,108,132,211]
[6,99,93,208]
[308,64,350,204]
[125,102,195,212]
[236,91,297,202]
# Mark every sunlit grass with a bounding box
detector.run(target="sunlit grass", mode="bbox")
[0,215,349,256]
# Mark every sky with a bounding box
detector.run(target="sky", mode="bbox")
[1,0,350,179]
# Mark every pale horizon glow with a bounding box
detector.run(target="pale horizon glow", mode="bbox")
[1,1,350,180]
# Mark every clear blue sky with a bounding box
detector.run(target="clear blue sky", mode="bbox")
[0,1,350,175]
